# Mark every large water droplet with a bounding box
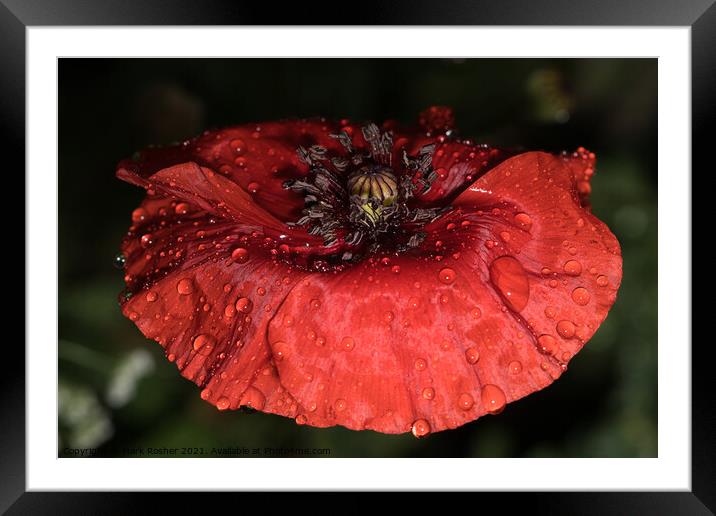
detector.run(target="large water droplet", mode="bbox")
[481,384,506,414]
[231,247,249,263]
[438,267,457,285]
[411,418,431,438]
[113,253,126,269]
[216,397,230,410]
[240,386,266,410]
[457,393,474,410]
[556,320,576,338]
[514,212,532,230]
[273,341,287,360]
[230,138,246,155]
[563,260,582,276]
[571,287,591,305]
[193,334,216,355]
[465,347,480,364]
[537,334,557,355]
[508,361,522,374]
[177,278,194,295]
[489,256,530,312]
[140,233,154,248]
[235,297,253,313]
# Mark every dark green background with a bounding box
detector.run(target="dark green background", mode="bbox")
[58,58,657,458]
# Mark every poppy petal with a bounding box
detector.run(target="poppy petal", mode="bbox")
[117,119,347,221]
[119,192,311,414]
[430,151,622,355]
[561,147,597,208]
[262,255,554,434]
[414,141,509,205]
[117,161,326,250]
[260,151,621,434]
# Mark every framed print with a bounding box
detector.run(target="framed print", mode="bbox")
[3,0,710,512]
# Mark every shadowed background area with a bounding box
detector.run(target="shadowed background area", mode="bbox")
[58,58,656,458]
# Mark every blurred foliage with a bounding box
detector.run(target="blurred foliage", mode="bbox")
[58,58,656,457]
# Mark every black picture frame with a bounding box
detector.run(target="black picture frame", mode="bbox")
[3,0,709,512]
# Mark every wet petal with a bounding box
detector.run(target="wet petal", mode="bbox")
[262,255,564,434]
[117,119,346,221]
[255,151,621,434]
[414,141,509,205]
[425,150,621,377]
[119,193,310,415]
[118,161,324,250]
[562,147,597,209]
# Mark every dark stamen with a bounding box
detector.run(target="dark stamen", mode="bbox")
[284,122,448,264]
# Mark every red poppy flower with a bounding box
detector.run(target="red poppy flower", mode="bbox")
[116,107,621,436]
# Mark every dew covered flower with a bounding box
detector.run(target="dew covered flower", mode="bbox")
[116,107,622,436]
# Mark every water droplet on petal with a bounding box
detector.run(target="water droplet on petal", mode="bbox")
[489,256,530,312]
[481,384,506,414]
[273,341,287,360]
[414,358,427,371]
[556,320,576,338]
[231,247,249,263]
[175,202,190,215]
[465,347,480,364]
[334,399,347,412]
[177,278,194,295]
[132,208,147,223]
[458,393,474,410]
[438,267,457,284]
[411,418,431,438]
[146,291,158,302]
[113,253,126,269]
[230,138,246,155]
[247,182,260,194]
[240,386,266,410]
[193,334,216,355]
[140,233,154,248]
[514,212,532,230]
[341,336,355,351]
[216,397,230,410]
[571,287,591,305]
[596,275,609,287]
[563,260,582,276]
[422,387,435,400]
[508,361,522,374]
[537,334,557,355]
[235,297,253,313]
